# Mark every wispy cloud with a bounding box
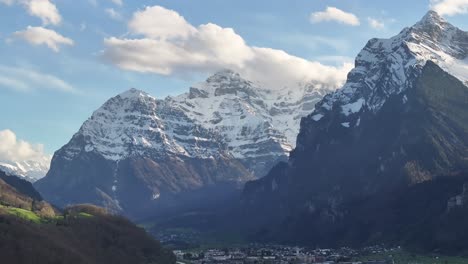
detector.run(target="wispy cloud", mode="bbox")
[310,7,360,26]
[430,0,468,16]
[110,0,122,6]
[368,17,385,29]
[13,26,74,52]
[88,0,97,7]
[105,8,122,20]
[0,65,76,93]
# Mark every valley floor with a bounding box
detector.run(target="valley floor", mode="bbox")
[173,245,468,264]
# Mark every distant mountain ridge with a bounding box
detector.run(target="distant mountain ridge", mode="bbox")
[0,159,50,182]
[35,69,339,218]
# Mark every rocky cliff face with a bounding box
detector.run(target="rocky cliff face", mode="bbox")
[35,70,337,218]
[241,11,468,248]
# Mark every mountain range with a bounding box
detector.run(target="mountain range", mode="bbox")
[35,69,338,218]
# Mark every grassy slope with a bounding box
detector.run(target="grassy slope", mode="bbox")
[0,205,176,264]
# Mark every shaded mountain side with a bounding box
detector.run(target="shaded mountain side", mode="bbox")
[265,174,468,255]
[240,61,468,251]
[35,153,250,219]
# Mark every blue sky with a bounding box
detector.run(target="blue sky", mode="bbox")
[0,0,467,158]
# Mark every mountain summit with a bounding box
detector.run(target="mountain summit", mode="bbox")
[241,11,468,250]
[313,11,467,120]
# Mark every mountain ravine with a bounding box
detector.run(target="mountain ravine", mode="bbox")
[240,11,468,251]
[35,70,338,219]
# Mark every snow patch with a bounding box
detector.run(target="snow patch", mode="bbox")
[85,145,94,152]
[341,98,365,116]
[311,114,324,121]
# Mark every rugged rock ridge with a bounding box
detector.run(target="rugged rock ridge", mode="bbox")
[35,70,337,218]
[241,11,468,248]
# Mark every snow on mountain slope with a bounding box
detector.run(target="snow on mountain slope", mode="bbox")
[65,88,223,162]
[315,11,468,118]
[61,70,339,178]
[169,70,336,175]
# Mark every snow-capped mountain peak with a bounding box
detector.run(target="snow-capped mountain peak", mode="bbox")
[117,87,156,100]
[314,11,468,117]
[415,10,446,28]
[58,69,340,178]
[191,69,260,98]
[63,86,223,162]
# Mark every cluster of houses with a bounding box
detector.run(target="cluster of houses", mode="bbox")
[173,245,391,264]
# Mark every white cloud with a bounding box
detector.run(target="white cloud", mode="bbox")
[368,17,385,29]
[103,5,353,89]
[0,65,76,93]
[128,6,196,40]
[13,26,73,52]
[110,0,122,6]
[310,7,360,26]
[26,0,61,25]
[431,0,468,16]
[0,129,51,167]
[1,0,62,25]
[105,8,122,20]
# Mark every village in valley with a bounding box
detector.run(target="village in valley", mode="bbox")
[173,245,395,264]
